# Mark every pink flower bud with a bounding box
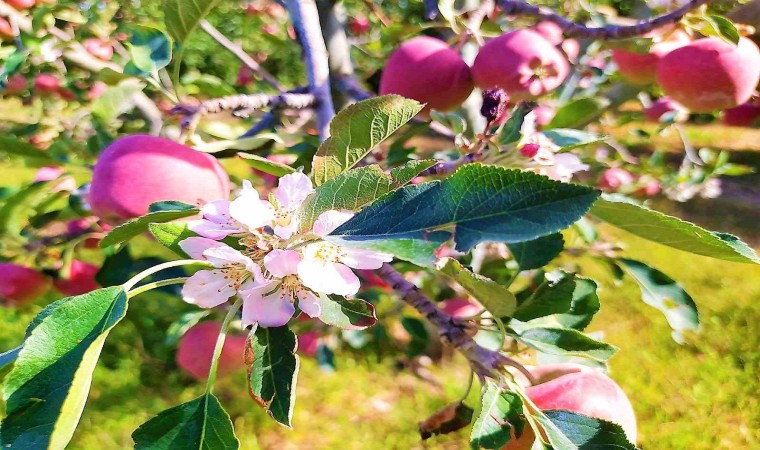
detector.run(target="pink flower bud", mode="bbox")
[598,168,635,191]
[519,143,541,158]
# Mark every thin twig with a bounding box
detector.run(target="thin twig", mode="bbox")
[287,0,336,141]
[498,0,709,39]
[199,20,284,92]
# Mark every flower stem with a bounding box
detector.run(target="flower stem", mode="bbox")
[205,297,244,394]
[122,259,211,292]
[126,277,188,299]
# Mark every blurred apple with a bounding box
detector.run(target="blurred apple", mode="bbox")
[176,321,247,380]
[0,263,51,307]
[54,260,100,296]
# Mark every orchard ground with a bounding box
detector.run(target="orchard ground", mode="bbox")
[0,133,758,449]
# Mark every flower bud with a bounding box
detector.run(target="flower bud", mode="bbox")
[480,88,509,124]
[519,143,540,158]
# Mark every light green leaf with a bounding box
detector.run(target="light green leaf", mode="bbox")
[164,0,220,45]
[329,232,450,268]
[246,326,299,427]
[1,287,128,450]
[590,195,760,264]
[547,97,610,129]
[0,136,58,166]
[507,233,564,271]
[195,135,283,154]
[132,394,239,449]
[684,14,740,46]
[330,164,600,253]
[125,25,172,75]
[618,258,699,343]
[91,79,146,123]
[312,95,423,185]
[437,258,517,318]
[318,294,377,330]
[0,180,56,235]
[238,153,295,177]
[542,129,609,150]
[100,202,198,248]
[149,222,197,258]
[515,326,618,361]
[469,381,525,449]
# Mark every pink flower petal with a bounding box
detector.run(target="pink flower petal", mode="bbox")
[179,237,226,260]
[298,259,360,296]
[182,270,235,308]
[312,210,354,236]
[297,289,321,317]
[202,245,254,270]
[242,291,296,327]
[273,222,298,240]
[264,249,302,278]
[275,172,314,210]
[339,247,393,270]
[229,184,274,231]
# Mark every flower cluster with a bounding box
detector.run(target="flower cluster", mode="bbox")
[179,173,393,327]
[518,112,589,182]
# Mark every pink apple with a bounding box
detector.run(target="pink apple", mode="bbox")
[612,30,690,85]
[54,260,100,296]
[176,321,247,380]
[86,81,108,101]
[6,0,36,9]
[88,135,231,222]
[504,363,637,449]
[0,18,14,40]
[4,74,26,94]
[34,73,61,95]
[657,37,760,112]
[472,30,569,100]
[237,65,254,87]
[0,263,50,307]
[722,101,760,127]
[298,331,320,357]
[84,38,113,60]
[598,168,635,191]
[379,36,473,115]
[348,16,370,36]
[644,96,688,123]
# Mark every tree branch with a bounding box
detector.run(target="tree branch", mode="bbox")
[199,20,284,92]
[498,0,709,39]
[286,0,336,141]
[377,263,534,383]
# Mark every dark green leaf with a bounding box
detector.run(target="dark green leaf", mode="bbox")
[401,316,429,357]
[542,129,609,150]
[547,98,610,129]
[618,258,699,342]
[246,326,299,427]
[470,381,525,449]
[507,233,564,271]
[148,200,196,213]
[515,326,618,361]
[554,277,601,331]
[125,25,172,75]
[498,103,534,145]
[0,51,27,86]
[132,394,239,449]
[1,287,128,449]
[100,205,199,248]
[312,95,423,185]
[0,181,55,235]
[437,257,517,318]
[318,294,377,330]
[513,271,576,322]
[0,136,58,166]
[590,195,759,264]
[330,164,599,253]
[539,410,636,450]
[419,401,474,440]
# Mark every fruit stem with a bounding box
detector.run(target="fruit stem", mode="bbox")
[126,277,188,299]
[122,259,211,292]
[205,297,244,394]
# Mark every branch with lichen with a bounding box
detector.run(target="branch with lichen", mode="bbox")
[498,0,709,39]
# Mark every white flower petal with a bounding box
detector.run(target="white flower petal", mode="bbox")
[241,291,296,328]
[312,210,354,236]
[298,259,360,296]
[264,249,302,278]
[179,237,226,260]
[229,188,274,231]
[275,172,314,210]
[188,219,242,240]
[202,245,254,270]
[273,223,298,240]
[339,247,393,270]
[297,289,321,318]
[182,270,235,308]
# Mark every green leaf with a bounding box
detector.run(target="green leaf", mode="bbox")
[437,258,517,318]
[590,195,759,264]
[542,129,609,150]
[0,181,56,235]
[1,287,128,449]
[300,161,435,232]
[125,25,172,75]
[246,326,299,427]
[100,203,199,248]
[329,232,450,268]
[164,0,220,45]
[469,381,525,449]
[318,294,377,330]
[0,136,58,166]
[419,401,474,440]
[91,79,146,123]
[507,233,564,271]
[547,97,610,129]
[238,153,295,177]
[515,326,618,361]
[0,51,27,86]
[312,95,423,185]
[330,164,600,253]
[401,316,429,357]
[618,258,699,343]
[553,277,600,331]
[132,394,239,449]
[498,103,534,145]
[513,271,576,322]
[540,410,636,450]
[149,222,197,257]
[148,200,196,213]
[684,15,740,46]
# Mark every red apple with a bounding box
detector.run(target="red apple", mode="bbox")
[612,30,690,85]
[88,135,231,221]
[472,30,569,101]
[298,330,320,357]
[54,260,100,296]
[83,38,113,60]
[598,168,635,191]
[348,16,370,36]
[439,298,482,318]
[34,73,61,95]
[722,100,760,127]
[644,96,688,123]
[379,36,473,115]
[657,37,760,112]
[6,0,36,9]
[504,364,637,449]
[176,321,247,380]
[0,263,50,307]
[237,65,254,87]
[0,18,14,40]
[4,74,27,95]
